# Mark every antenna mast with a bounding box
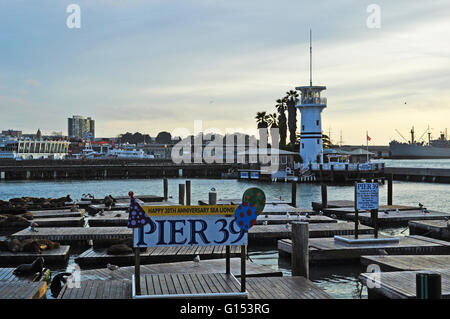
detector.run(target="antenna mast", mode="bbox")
[309,29,312,87]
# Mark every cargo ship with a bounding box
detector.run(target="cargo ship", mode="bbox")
[389,127,450,159]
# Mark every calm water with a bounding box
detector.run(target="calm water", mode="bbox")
[1,159,449,299]
[375,158,450,169]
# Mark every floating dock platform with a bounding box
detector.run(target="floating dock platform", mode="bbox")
[0,245,70,266]
[57,276,332,299]
[360,269,450,299]
[409,220,450,241]
[361,255,450,272]
[249,222,373,244]
[0,281,47,299]
[278,234,450,263]
[79,258,282,280]
[75,246,242,268]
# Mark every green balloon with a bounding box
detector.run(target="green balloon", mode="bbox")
[242,187,266,214]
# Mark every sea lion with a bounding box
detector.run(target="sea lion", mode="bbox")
[21,239,41,253]
[50,272,72,297]
[8,239,22,253]
[22,211,34,220]
[107,244,132,255]
[13,257,44,276]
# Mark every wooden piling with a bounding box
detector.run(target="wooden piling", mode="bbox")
[291,182,297,207]
[291,222,309,279]
[186,180,191,206]
[178,184,185,205]
[163,178,168,201]
[387,174,393,206]
[321,184,327,209]
[371,209,379,238]
[209,191,217,205]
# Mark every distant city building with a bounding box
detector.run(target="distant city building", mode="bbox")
[68,115,95,139]
[1,129,22,138]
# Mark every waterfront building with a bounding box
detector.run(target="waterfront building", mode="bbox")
[0,136,70,159]
[68,115,95,139]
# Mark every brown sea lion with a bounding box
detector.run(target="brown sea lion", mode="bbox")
[13,257,44,276]
[107,244,132,255]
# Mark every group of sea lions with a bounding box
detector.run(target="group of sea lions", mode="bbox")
[0,238,60,253]
[0,195,72,214]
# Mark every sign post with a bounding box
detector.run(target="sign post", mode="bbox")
[355,182,379,239]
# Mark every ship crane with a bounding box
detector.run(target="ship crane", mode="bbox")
[394,129,409,143]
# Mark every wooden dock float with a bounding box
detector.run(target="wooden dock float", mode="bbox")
[344,210,450,227]
[409,220,450,241]
[360,269,450,299]
[246,276,332,299]
[278,235,450,264]
[88,211,128,227]
[0,245,70,266]
[361,255,450,272]
[29,209,85,219]
[75,245,242,268]
[58,279,131,299]
[57,276,332,299]
[0,217,85,230]
[249,222,373,244]
[0,281,47,299]
[79,258,281,280]
[256,215,337,225]
[312,200,354,211]
[9,227,132,243]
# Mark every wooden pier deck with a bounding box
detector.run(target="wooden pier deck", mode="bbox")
[409,220,450,241]
[57,276,332,299]
[0,217,85,230]
[344,210,450,226]
[136,273,247,298]
[361,255,450,272]
[278,235,450,264]
[28,209,85,219]
[0,281,47,299]
[360,269,450,299]
[9,227,132,243]
[75,246,243,268]
[79,258,281,280]
[249,222,373,243]
[0,245,70,266]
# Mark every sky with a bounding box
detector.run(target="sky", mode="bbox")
[1,0,450,145]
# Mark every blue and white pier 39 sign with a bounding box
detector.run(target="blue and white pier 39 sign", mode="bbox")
[355,183,379,211]
[133,205,247,247]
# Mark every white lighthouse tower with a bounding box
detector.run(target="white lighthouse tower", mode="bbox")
[296,30,327,169]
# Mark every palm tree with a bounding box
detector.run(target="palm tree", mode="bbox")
[276,98,287,149]
[267,113,278,128]
[255,111,270,147]
[255,111,269,128]
[285,90,299,148]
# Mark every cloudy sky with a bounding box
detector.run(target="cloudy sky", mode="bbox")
[1,0,449,145]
